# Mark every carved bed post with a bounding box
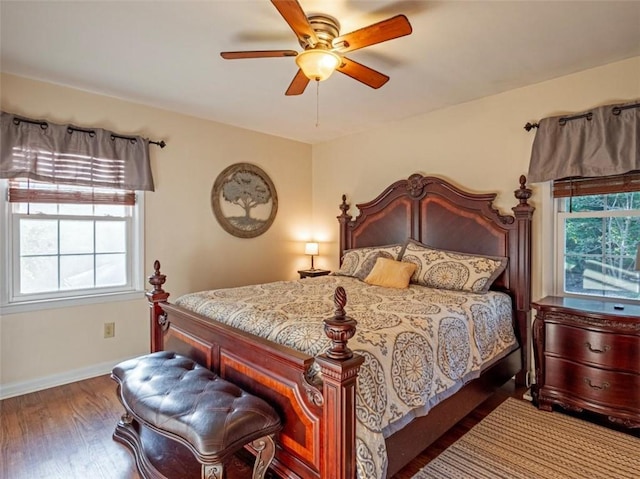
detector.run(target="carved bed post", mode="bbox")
[146,260,170,353]
[315,287,364,479]
[337,195,352,263]
[512,175,535,386]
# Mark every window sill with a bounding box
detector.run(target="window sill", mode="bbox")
[557,292,640,307]
[0,290,146,315]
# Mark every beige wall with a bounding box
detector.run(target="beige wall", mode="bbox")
[0,73,312,396]
[311,56,640,306]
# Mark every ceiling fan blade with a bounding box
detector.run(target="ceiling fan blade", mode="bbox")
[220,50,298,59]
[332,15,412,54]
[271,0,318,47]
[285,69,310,96]
[337,57,389,89]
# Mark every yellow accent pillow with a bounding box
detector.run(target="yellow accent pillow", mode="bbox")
[364,258,417,289]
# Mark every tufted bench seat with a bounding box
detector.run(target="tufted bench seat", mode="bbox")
[111,351,282,479]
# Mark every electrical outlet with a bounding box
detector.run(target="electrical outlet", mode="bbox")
[104,322,115,338]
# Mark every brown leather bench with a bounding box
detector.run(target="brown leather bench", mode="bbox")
[111,351,282,479]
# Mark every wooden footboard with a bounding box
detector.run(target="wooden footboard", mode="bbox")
[147,267,362,479]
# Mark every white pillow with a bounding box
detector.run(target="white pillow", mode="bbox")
[401,239,507,293]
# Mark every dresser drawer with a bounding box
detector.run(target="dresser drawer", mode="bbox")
[545,357,640,412]
[545,323,640,373]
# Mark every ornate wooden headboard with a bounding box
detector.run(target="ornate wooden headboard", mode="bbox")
[337,173,535,382]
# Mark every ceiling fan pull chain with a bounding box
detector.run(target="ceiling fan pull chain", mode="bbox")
[316,80,320,127]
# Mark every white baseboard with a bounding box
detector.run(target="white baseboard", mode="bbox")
[0,355,137,400]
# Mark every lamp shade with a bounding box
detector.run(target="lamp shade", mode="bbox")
[295,49,341,81]
[305,242,319,256]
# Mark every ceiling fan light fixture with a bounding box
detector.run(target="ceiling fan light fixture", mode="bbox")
[295,49,341,81]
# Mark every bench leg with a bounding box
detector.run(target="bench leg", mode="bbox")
[202,463,223,479]
[251,435,276,479]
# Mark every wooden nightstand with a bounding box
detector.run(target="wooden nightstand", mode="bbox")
[298,269,331,279]
[532,296,640,429]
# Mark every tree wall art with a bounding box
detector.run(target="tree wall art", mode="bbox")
[211,163,278,238]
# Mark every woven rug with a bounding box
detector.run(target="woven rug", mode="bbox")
[412,398,640,479]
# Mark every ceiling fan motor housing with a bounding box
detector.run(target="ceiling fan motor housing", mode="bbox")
[303,14,340,50]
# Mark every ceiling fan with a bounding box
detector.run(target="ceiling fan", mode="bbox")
[220,0,413,96]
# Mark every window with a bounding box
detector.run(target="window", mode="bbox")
[0,112,154,313]
[0,179,145,313]
[554,174,640,302]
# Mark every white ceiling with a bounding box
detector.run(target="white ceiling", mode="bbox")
[1,1,640,144]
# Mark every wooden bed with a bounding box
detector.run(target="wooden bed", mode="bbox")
[145,173,534,479]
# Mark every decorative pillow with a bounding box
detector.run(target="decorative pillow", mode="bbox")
[364,258,417,289]
[335,244,404,278]
[401,239,508,293]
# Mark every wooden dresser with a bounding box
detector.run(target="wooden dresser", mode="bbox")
[532,296,640,429]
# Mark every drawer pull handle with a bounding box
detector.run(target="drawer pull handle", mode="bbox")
[583,378,610,390]
[585,342,610,354]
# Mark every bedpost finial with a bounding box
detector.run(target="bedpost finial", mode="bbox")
[338,195,350,217]
[324,287,357,360]
[334,286,347,317]
[338,195,352,224]
[514,175,532,205]
[148,260,166,294]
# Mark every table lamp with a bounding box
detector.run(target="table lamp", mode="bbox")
[305,242,319,270]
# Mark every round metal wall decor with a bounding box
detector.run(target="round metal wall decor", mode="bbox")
[211,163,278,238]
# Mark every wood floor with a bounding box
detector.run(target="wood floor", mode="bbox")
[0,375,524,479]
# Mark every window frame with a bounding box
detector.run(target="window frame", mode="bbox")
[552,191,640,304]
[0,179,146,314]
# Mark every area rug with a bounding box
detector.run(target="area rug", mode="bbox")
[412,398,639,479]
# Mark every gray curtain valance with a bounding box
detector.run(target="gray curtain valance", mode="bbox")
[527,100,640,184]
[0,111,155,191]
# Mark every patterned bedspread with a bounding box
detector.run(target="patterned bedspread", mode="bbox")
[175,275,518,479]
